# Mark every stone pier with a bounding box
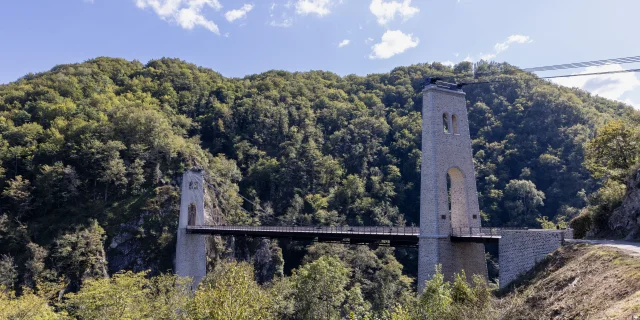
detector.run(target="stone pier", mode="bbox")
[175,168,207,288]
[418,83,487,292]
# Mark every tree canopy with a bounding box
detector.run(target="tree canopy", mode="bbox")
[0,57,638,305]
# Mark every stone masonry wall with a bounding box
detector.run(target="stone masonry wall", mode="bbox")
[175,169,207,289]
[418,84,486,292]
[499,229,572,288]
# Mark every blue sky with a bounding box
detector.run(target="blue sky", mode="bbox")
[1,0,639,108]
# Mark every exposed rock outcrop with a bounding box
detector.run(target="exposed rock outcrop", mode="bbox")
[609,168,640,239]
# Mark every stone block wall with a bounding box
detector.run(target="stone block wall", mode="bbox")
[418,84,487,292]
[450,242,488,281]
[175,169,207,289]
[499,229,572,288]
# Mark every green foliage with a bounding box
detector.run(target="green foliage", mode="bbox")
[302,243,414,316]
[570,119,640,237]
[343,284,372,319]
[65,271,191,320]
[397,265,495,320]
[569,210,593,239]
[189,261,274,320]
[0,255,17,291]
[52,220,107,289]
[584,120,640,181]
[4,258,497,320]
[266,276,295,319]
[414,265,453,319]
[503,180,546,226]
[535,215,567,229]
[0,287,67,320]
[588,179,627,231]
[291,256,350,320]
[0,57,638,314]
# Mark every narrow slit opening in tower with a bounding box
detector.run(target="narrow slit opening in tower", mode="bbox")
[443,113,450,134]
[188,203,197,226]
[446,172,452,212]
[452,114,459,134]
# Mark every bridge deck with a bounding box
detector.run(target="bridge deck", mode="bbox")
[186,226,512,246]
[187,225,421,246]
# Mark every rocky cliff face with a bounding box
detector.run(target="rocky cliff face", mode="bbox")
[609,168,640,239]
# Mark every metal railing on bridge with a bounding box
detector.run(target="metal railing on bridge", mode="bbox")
[187,225,420,236]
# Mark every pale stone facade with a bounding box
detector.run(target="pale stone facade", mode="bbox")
[175,169,207,288]
[418,85,487,292]
[499,229,573,288]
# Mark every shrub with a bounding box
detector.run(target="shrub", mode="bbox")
[570,210,593,239]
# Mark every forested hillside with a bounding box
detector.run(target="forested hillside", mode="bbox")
[0,57,637,290]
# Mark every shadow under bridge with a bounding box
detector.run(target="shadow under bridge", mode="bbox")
[186,225,421,247]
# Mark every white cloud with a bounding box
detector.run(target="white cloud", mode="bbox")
[269,19,293,27]
[442,60,455,67]
[269,2,294,27]
[225,4,253,22]
[365,37,374,44]
[463,34,532,62]
[479,53,496,61]
[338,39,350,48]
[295,0,337,16]
[494,34,532,54]
[135,0,222,34]
[369,0,419,25]
[369,30,419,59]
[552,64,640,109]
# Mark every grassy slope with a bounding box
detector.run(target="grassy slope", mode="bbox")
[499,243,640,319]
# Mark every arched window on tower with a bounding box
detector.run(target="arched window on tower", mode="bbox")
[443,113,450,134]
[188,203,197,226]
[451,114,459,134]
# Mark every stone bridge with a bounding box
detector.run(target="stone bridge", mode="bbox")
[175,81,574,291]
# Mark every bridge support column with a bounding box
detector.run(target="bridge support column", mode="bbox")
[418,82,487,292]
[175,168,207,289]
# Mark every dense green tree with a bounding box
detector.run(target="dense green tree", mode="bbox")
[189,261,274,320]
[343,284,372,319]
[401,266,495,320]
[0,255,17,291]
[65,271,191,320]
[291,256,350,320]
[2,175,32,218]
[503,180,546,226]
[584,119,640,181]
[0,287,65,320]
[0,57,638,302]
[302,243,414,315]
[52,221,107,291]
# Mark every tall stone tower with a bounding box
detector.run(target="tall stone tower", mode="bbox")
[175,168,207,288]
[418,83,487,292]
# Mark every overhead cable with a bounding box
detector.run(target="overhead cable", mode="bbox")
[522,55,640,72]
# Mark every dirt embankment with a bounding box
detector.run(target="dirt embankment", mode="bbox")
[499,243,640,319]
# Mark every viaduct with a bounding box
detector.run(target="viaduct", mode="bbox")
[175,81,573,291]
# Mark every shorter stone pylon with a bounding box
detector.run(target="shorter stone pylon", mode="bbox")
[175,168,207,288]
